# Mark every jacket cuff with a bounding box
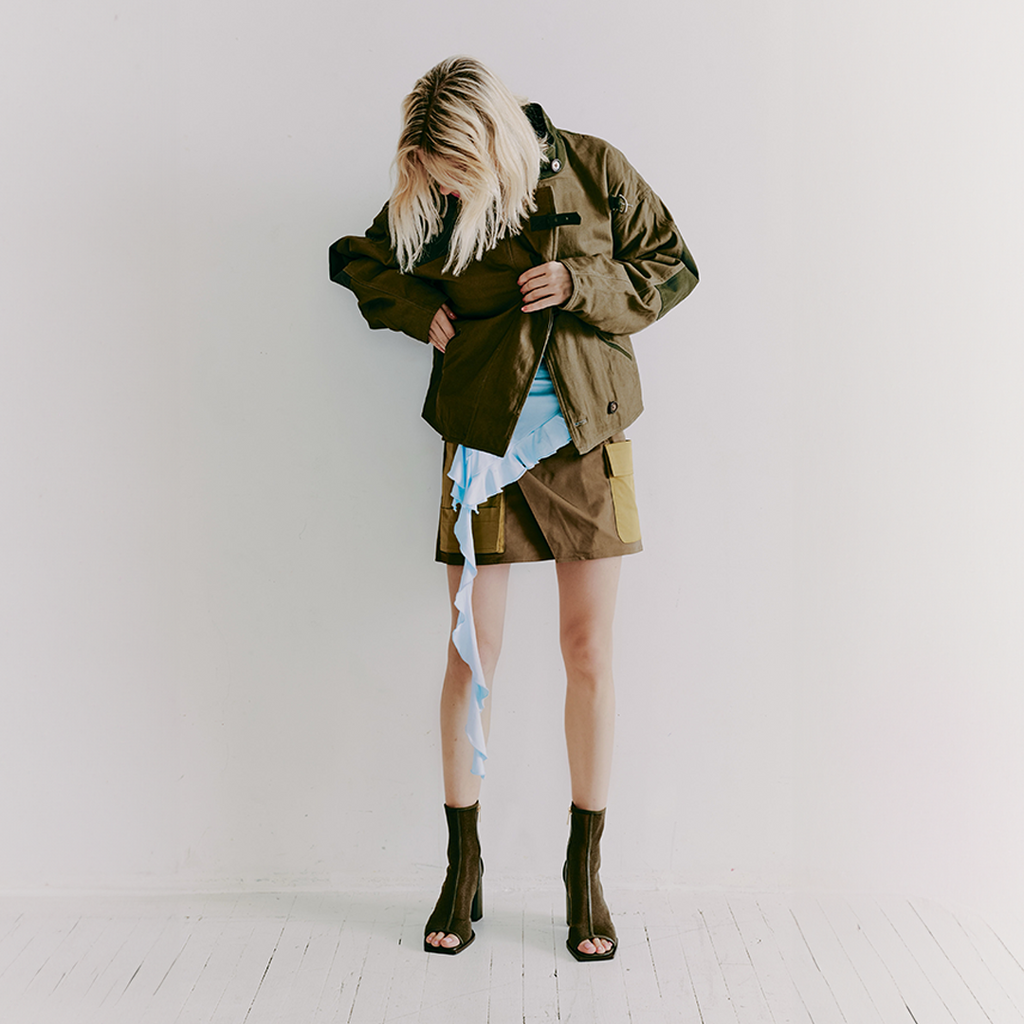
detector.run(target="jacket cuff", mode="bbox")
[409,299,447,344]
[559,254,659,333]
[559,256,593,316]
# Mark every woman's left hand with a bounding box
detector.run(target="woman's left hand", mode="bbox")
[518,262,572,313]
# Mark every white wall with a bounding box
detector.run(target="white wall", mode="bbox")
[1,0,1021,907]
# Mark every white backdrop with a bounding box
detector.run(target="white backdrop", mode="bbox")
[1,0,1022,908]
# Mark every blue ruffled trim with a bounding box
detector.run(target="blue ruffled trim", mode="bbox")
[447,372,570,777]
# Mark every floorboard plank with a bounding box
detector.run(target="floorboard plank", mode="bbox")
[0,904,26,946]
[956,904,1024,1020]
[910,898,1024,1024]
[345,895,408,1024]
[520,889,560,1023]
[817,896,926,1024]
[169,895,265,1023]
[86,911,174,1024]
[0,912,78,1019]
[642,922,702,1022]
[0,913,29,977]
[34,913,120,1021]
[272,895,349,1022]
[417,929,492,1024]
[110,911,189,1024]
[308,896,369,1024]
[379,902,431,1023]
[480,891,527,1024]
[985,904,1024,965]
[27,913,121,1021]
[754,895,847,1024]
[669,890,740,1024]
[838,896,956,1024]
[613,892,670,1024]
[241,905,322,1023]
[786,895,887,1024]
[699,894,774,1024]
[877,897,993,1024]
[139,895,235,1024]
[216,893,296,1023]
[726,895,814,1024]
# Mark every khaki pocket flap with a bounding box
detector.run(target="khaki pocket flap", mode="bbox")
[603,439,634,478]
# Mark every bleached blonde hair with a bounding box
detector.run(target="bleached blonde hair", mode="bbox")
[388,56,546,275]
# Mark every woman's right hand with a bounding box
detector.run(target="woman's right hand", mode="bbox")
[429,303,457,352]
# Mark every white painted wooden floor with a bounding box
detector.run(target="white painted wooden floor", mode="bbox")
[2,888,1023,1023]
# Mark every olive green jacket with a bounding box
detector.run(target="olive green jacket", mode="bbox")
[329,104,698,457]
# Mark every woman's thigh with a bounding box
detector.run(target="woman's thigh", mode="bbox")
[555,557,621,658]
[446,562,512,665]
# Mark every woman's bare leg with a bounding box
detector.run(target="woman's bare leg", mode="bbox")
[556,555,621,956]
[427,561,510,950]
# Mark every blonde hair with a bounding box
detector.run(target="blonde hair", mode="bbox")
[388,56,546,275]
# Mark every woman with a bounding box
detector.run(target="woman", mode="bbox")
[330,56,698,961]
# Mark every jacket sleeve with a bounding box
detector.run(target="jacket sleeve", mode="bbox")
[329,203,447,344]
[559,151,698,337]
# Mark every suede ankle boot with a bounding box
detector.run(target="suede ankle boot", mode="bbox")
[424,801,483,954]
[563,802,617,961]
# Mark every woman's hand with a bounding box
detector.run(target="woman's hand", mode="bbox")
[518,262,572,313]
[429,303,457,352]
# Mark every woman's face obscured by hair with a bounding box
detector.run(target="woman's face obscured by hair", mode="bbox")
[419,151,469,200]
[388,56,541,275]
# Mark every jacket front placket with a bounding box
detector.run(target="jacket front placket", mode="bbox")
[516,181,590,451]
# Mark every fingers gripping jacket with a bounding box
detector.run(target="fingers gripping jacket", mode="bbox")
[424,802,483,954]
[564,803,617,961]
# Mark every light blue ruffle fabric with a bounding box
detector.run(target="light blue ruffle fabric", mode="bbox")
[447,364,570,777]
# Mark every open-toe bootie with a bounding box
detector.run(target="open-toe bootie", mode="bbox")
[563,803,617,962]
[424,801,483,955]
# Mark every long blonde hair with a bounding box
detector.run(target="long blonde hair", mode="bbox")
[388,56,546,276]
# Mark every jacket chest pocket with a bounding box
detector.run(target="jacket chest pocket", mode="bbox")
[555,217,613,261]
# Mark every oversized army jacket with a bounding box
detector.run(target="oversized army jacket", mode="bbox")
[329,104,698,458]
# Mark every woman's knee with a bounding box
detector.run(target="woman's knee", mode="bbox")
[560,621,612,679]
[445,634,502,681]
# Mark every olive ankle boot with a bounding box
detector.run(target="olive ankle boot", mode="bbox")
[424,801,483,954]
[563,802,617,961]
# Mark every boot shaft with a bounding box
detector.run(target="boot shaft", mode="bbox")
[566,803,605,875]
[443,801,481,862]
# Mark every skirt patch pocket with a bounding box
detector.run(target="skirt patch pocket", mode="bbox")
[439,441,507,555]
[603,440,641,544]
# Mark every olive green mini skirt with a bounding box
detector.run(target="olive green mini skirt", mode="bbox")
[436,436,643,565]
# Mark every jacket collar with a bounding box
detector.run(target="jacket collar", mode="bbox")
[522,102,567,180]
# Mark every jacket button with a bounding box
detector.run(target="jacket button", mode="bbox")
[607,401,618,414]
[551,158,561,172]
